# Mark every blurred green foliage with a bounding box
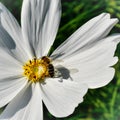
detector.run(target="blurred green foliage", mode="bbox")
[0,0,120,120]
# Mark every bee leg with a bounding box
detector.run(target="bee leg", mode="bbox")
[58,76,63,82]
[54,69,61,77]
[54,69,63,82]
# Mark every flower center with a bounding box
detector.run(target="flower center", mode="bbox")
[23,56,54,83]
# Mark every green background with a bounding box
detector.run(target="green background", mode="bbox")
[0,0,120,120]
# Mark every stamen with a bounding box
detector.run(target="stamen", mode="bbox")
[23,56,54,83]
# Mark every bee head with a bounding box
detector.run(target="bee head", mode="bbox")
[41,56,51,64]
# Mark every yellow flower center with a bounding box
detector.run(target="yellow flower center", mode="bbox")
[23,56,54,83]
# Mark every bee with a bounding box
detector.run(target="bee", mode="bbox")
[41,56,51,64]
[41,56,55,78]
[48,64,54,77]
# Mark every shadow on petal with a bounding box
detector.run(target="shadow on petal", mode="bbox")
[51,53,65,60]
[0,10,16,49]
[0,84,32,119]
[56,65,74,81]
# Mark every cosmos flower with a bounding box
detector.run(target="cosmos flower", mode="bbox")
[0,0,120,120]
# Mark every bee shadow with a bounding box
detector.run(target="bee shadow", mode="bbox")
[56,65,73,81]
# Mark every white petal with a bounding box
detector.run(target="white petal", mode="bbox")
[51,13,118,59]
[0,3,32,62]
[58,35,120,88]
[0,83,43,120]
[0,48,23,79]
[0,24,15,49]
[41,78,88,117]
[0,45,27,108]
[21,0,61,57]
[0,77,27,108]
[73,68,115,89]
[0,3,21,44]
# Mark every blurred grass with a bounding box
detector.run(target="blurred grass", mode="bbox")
[0,0,120,120]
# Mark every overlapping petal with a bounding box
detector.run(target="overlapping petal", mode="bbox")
[0,83,43,120]
[0,3,32,62]
[41,78,88,117]
[0,48,27,108]
[0,78,27,108]
[51,13,118,59]
[21,0,61,58]
[0,48,22,78]
[53,35,120,88]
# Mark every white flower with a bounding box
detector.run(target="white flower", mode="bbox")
[0,0,119,120]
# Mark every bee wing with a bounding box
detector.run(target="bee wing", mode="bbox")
[52,59,63,65]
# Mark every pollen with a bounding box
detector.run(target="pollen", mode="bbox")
[23,58,51,83]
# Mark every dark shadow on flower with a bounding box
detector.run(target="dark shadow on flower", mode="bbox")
[0,10,16,49]
[56,65,73,81]
[0,75,23,82]
[50,53,65,60]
